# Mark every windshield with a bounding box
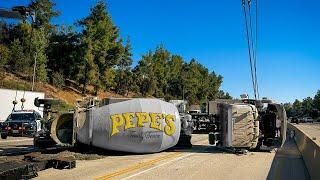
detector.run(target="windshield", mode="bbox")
[7,113,35,122]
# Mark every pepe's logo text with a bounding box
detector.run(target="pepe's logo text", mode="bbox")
[110,112,176,136]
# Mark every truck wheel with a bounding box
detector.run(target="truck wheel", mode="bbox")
[1,133,8,139]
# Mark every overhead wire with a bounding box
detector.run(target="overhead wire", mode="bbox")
[248,0,260,100]
[242,0,257,100]
[255,0,260,99]
[247,1,258,100]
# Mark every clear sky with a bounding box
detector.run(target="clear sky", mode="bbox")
[2,0,320,103]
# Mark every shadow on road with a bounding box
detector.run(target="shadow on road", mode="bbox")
[168,144,235,154]
[0,145,35,156]
[267,136,310,180]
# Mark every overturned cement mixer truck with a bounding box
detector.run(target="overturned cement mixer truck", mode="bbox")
[33,98,193,153]
[33,97,286,153]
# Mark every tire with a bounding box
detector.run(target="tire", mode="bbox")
[1,133,8,139]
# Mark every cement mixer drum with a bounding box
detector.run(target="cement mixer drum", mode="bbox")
[76,98,181,153]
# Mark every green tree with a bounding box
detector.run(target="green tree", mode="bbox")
[30,0,60,32]
[178,59,223,104]
[0,22,12,45]
[179,59,203,104]
[292,99,303,117]
[31,28,49,83]
[167,55,184,98]
[79,1,123,93]
[283,103,294,117]
[103,68,117,91]
[207,72,223,100]
[152,45,170,97]
[1,0,57,83]
[115,38,133,95]
[0,44,9,67]
[133,48,224,103]
[302,97,313,117]
[216,90,233,99]
[52,71,65,88]
[47,25,82,80]
[133,51,157,96]
[313,90,320,113]
[6,23,32,75]
[0,44,9,80]
[8,39,30,74]
[79,35,99,94]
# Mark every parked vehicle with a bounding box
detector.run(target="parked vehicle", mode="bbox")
[1,110,42,139]
[302,117,314,123]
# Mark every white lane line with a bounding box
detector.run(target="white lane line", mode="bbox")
[0,139,33,143]
[122,153,193,180]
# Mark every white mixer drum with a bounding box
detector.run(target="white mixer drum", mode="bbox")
[76,98,181,153]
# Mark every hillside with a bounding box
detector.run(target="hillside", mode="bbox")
[0,71,134,106]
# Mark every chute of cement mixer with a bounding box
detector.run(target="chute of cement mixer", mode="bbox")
[76,98,181,153]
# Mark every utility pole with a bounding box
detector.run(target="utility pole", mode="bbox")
[30,12,36,91]
[32,52,37,91]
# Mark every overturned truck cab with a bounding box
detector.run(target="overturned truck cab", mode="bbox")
[209,101,287,150]
[34,98,182,153]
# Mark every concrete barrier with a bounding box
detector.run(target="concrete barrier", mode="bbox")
[288,123,320,180]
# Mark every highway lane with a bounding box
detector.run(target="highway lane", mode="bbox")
[0,136,33,144]
[0,134,309,180]
[0,136,34,162]
[36,134,278,180]
[0,136,33,151]
[116,137,309,180]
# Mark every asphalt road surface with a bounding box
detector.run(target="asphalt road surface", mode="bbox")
[35,134,310,180]
[0,136,34,163]
[0,136,33,153]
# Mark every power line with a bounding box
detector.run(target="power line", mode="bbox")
[248,0,260,100]
[247,2,258,100]
[255,0,260,99]
[242,0,261,100]
[242,0,257,100]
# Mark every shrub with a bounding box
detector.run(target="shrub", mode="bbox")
[52,71,65,88]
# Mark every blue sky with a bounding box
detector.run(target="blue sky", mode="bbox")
[2,0,320,103]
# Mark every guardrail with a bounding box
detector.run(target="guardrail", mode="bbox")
[288,123,320,180]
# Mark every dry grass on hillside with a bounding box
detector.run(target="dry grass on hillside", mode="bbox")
[1,72,135,106]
